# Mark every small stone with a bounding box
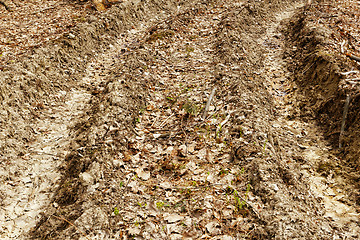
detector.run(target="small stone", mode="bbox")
[79,172,94,186]
[22,177,32,184]
[205,221,221,235]
[136,168,150,181]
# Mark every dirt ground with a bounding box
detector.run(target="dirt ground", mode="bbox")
[1,0,360,239]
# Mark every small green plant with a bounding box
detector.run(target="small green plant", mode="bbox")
[114,207,119,215]
[183,101,198,116]
[234,190,246,210]
[139,107,146,114]
[185,46,195,53]
[218,168,229,176]
[245,184,251,197]
[156,201,165,209]
[146,30,175,43]
[119,181,124,188]
[263,139,268,153]
[166,95,177,105]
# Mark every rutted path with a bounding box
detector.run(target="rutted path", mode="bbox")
[0,84,91,237]
[262,5,360,238]
[0,12,151,239]
[2,0,360,239]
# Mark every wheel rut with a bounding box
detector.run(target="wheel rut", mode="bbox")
[2,0,360,239]
[261,3,360,238]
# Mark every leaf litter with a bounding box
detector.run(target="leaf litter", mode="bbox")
[1,0,360,239]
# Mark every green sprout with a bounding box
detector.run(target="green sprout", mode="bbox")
[114,207,119,215]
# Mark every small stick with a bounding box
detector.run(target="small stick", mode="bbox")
[340,70,358,76]
[345,78,360,81]
[339,94,351,148]
[340,40,346,54]
[302,62,315,75]
[118,172,135,206]
[158,113,175,128]
[51,215,90,240]
[29,150,59,157]
[160,183,225,190]
[346,53,360,62]
[202,87,217,119]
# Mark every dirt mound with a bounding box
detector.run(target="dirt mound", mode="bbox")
[286,2,360,204]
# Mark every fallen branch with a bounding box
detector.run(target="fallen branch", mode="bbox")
[158,113,175,128]
[29,150,60,158]
[202,87,217,119]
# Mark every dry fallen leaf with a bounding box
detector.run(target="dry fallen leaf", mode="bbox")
[164,213,184,223]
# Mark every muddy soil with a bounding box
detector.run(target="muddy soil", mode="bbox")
[1,0,360,239]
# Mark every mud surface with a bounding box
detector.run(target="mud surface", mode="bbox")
[1,0,360,239]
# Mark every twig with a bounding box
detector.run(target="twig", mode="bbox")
[345,78,360,81]
[29,150,60,158]
[340,70,358,76]
[129,126,140,136]
[302,62,315,75]
[340,40,346,54]
[119,172,135,199]
[31,3,67,15]
[320,15,338,18]
[51,215,90,240]
[339,94,351,148]
[148,128,170,132]
[158,113,175,128]
[346,53,360,62]
[160,183,225,190]
[202,87,217,119]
